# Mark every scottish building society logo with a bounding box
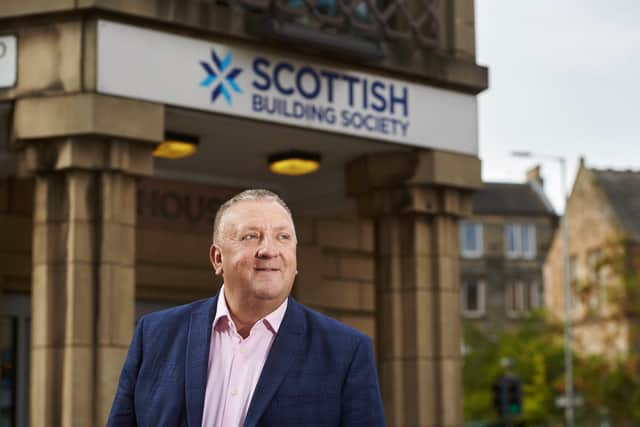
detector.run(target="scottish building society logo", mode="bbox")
[199,49,242,106]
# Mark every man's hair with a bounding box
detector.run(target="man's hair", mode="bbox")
[212,189,296,244]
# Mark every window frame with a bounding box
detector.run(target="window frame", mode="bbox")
[587,249,606,313]
[505,223,521,258]
[461,279,486,318]
[521,224,537,259]
[0,294,30,427]
[459,221,483,258]
[506,281,530,317]
[505,223,537,259]
[529,280,542,310]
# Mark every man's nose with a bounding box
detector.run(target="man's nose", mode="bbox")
[256,235,278,258]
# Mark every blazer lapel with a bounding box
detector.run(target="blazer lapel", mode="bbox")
[185,295,217,427]
[243,297,306,427]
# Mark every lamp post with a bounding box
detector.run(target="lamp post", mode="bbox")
[511,151,574,427]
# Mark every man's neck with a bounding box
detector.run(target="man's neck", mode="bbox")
[222,289,284,338]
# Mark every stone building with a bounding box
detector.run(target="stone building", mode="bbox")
[545,160,640,358]
[0,1,487,426]
[460,167,558,335]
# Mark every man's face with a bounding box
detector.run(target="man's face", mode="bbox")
[210,199,297,305]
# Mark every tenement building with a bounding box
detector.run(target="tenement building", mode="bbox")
[545,159,640,358]
[0,1,487,426]
[459,167,558,336]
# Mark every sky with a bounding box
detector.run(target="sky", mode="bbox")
[475,0,640,212]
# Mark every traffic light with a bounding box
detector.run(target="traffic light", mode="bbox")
[506,377,522,416]
[492,375,522,418]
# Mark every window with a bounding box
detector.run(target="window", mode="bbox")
[460,221,483,258]
[587,249,606,312]
[506,282,524,316]
[0,295,30,427]
[505,223,536,258]
[569,255,579,283]
[288,0,337,14]
[521,224,536,258]
[506,281,541,316]
[569,255,581,313]
[461,280,486,318]
[286,0,373,24]
[529,281,542,310]
[0,317,17,427]
[505,224,520,258]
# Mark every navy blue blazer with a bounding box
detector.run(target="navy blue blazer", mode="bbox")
[107,295,386,426]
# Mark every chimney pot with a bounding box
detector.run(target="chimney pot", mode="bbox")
[526,164,544,188]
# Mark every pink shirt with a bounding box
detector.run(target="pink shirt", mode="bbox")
[201,287,288,427]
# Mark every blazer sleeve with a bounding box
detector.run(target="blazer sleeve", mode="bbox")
[340,335,386,427]
[106,316,145,427]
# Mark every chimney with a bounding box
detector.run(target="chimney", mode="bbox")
[579,156,586,169]
[526,164,544,188]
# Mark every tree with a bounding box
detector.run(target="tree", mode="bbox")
[571,236,640,426]
[463,311,565,426]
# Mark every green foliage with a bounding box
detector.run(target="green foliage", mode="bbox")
[464,238,640,425]
[578,355,640,426]
[463,310,640,426]
[463,311,566,425]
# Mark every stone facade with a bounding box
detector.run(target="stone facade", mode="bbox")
[296,215,376,338]
[544,161,640,358]
[347,151,482,427]
[460,169,558,336]
[461,214,557,334]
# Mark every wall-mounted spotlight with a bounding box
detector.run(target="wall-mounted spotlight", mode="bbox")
[268,151,321,176]
[153,132,199,159]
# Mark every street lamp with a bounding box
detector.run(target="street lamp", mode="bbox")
[511,150,574,427]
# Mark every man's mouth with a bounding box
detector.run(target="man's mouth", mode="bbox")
[254,267,280,272]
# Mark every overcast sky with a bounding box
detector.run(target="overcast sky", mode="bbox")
[475,0,640,212]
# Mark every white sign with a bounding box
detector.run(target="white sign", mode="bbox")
[0,35,17,88]
[97,20,478,155]
[555,395,584,408]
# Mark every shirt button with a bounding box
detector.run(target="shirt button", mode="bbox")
[231,390,238,396]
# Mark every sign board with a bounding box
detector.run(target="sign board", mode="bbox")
[97,20,478,155]
[555,395,583,408]
[0,35,17,88]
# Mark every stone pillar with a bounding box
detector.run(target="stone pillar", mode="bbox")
[12,94,162,427]
[347,150,481,427]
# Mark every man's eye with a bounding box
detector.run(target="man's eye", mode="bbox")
[278,233,291,240]
[242,233,258,240]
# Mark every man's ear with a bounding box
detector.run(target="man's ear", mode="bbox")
[210,243,224,276]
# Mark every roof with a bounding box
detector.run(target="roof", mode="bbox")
[472,182,556,216]
[592,169,640,239]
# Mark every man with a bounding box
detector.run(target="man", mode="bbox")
[107,189,386,426]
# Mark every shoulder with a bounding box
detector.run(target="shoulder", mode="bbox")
[138,297,215,332]
[291,298,371,346]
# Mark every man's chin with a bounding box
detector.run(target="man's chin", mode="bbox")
[251,281,291,301]
[254,293,281,302]
[253,287,283,300]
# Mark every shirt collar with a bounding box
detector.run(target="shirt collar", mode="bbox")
[214,285,288,334]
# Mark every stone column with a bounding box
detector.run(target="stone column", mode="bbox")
[347,150,481,427]
[13,94,162,427]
